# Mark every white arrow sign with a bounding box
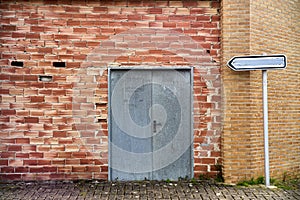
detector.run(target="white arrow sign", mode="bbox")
[227,55,287,71]
[226,54,287,187]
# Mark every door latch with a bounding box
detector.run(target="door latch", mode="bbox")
[153,120,162,133]
[153,120,157,133]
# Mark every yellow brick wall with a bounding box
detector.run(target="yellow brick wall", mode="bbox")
[250,0,300,180]
[221,0,253,183]
[221,0,300,183]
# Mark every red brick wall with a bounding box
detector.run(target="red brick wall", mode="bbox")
[0,0,221,181]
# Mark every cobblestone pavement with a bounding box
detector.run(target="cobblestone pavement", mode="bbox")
[0,180,299,200]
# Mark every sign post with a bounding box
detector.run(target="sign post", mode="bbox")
[227,54,287,187]
[262,69,270,187]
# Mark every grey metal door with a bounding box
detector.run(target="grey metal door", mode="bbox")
[109,69,192,181]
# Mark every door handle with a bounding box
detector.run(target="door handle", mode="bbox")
[153,120,162,133]
[153,120,157,133]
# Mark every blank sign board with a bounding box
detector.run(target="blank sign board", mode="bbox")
[227,55,287,71]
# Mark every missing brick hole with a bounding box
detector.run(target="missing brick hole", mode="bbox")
[11,61,24,67]
[39,75,52,82]
[53,62,66,68]
[95,102,106,108]
[206,50,211,54]
[97,118,107,123]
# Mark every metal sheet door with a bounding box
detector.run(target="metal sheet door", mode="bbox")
[109,69,192,181]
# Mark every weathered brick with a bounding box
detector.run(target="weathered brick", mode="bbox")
[29,152,44,158]
[15,167,29,173]
[1,167,14,173]
[194,165,208,172]
[0,152,15,158]
[1,109,16,116]
[8,145,22,151]
[24,117,39,123]
[16,153,29,158]
[53,131,67,137]
[16,138,30,144]
[30,96,44,102]
[0,160,9,166]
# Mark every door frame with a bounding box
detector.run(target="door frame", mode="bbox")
[108,67,194,180]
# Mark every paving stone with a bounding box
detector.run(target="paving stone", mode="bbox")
[0,180,299,200]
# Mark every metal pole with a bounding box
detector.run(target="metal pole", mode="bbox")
[262,70,270,187]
